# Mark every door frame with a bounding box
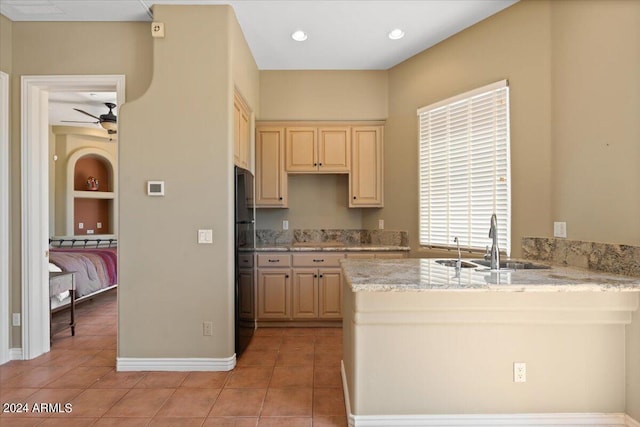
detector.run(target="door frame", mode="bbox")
[0,71,9,364]
[21,75,125,359]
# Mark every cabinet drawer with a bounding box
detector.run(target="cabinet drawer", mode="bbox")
[257,253,291,267]
[293,253,344,268]
[238,253,254,268]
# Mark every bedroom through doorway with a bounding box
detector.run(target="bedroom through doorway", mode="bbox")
[21,75,124,360]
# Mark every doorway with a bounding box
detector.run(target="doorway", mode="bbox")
[21,75,124,360]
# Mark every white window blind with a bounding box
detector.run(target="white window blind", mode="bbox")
[418,80,511,255]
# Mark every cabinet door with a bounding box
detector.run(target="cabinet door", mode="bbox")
[239,107,250,169]
[234,97,251,170]
[319,268,342,319]
[318,127,350,173]
[256,127,287,207]
[292,269,319,319]
[286,127,318,172]
[238,268,255,320]
[350,126,383,207]
[233,101,242,167]
[257,269,291,320]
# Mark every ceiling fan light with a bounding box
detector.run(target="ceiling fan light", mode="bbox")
[101,121,117,132]
[291,30,308,42]
[388,28,405,40]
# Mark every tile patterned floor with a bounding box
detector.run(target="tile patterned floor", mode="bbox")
[0,290,347,426]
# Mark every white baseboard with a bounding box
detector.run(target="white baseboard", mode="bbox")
[340,361,632,427]
[627,415,640,427]
[9,348,23,360]
[346,413,628,426]
[116,355,236,372]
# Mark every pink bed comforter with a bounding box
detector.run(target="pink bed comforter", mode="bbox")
[49,248,117,298]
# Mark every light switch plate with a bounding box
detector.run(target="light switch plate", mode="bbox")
[198,229,213,244]
[12,313,20,326]
[283,220,289,230]
[378,219,384,229]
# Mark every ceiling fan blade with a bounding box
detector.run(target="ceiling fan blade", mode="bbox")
[73,108,101,121]
[61,120,99,124]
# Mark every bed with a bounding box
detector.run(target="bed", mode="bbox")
[48,237,117,310]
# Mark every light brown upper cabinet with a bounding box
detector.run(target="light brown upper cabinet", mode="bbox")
[233,93,251,170]
[255,126,287,207]
[350,126,383,207]
[286,127,350,173]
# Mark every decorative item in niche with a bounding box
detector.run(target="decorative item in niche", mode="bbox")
[86,176,99,191]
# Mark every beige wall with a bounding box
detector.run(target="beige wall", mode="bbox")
[0,15,11,74]
[8,20,152,347]
[257,70,387,230]
[365,0,553,259]
[118,4,259,359]
[259,70,387,121]
[257,174,362,230]
[550,0,640,246]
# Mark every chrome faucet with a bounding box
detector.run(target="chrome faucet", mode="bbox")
[489,214,500,270]
[453,236,461,269]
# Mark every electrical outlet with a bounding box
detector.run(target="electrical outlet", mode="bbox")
[553,222,567,238]
[87,229,94,234]
[78,222,84,230]
[514,362,527,383]
[97,222,102,229]
[283,220,289,230]
[203,321,213,336]
[12,313,20,326]
[378,219,384,229]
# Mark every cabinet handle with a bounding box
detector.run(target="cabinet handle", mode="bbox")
[319,163,323,166]
[268,259,280,263]
[314,274,318,278]
[314,163,317,166]
[285,274,289,278]
[319,274,324,278]
[279,197,283,200]
[353,196,357,200]
[313,259,324,263]
[242,259,249,263]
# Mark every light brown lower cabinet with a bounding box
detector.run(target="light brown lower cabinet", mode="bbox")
[292,267,342,320]
[257,268,291,320]
[257,251,407,322]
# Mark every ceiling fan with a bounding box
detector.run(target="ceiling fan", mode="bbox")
[62,102,117,134]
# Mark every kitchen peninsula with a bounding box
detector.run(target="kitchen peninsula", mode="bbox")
[341,258,640,425]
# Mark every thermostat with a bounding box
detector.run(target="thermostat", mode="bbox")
[147,181,165,196]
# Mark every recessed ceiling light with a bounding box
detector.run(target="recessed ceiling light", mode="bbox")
[388,28,405,40]
[291,30,308,42]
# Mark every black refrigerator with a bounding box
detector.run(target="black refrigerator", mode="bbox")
[234,166,255,357]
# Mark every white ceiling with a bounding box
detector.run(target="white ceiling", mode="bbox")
[49,92,117,129]
[1,0,518,70]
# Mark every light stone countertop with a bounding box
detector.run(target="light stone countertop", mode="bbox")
[341,258,640,292]
[253,244,410,252]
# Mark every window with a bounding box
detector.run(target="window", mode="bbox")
[418,80,511,254]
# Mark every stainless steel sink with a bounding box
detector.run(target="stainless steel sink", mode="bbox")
[435,259,477,268]
[470,259,551,270]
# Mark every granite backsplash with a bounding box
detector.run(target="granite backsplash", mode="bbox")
[522,237,640,277]
[256,229,409,247]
